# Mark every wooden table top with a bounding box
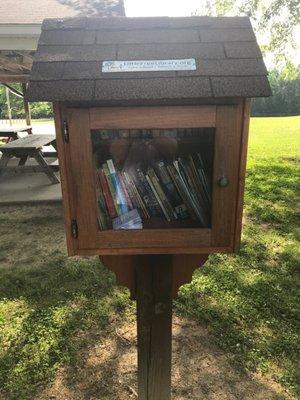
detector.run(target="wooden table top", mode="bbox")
[1,134,55,152]
[0,126,32,134]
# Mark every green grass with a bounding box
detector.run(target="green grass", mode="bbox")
[176,116,300,397]
[0,116,299,399]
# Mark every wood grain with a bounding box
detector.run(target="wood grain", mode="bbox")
[136,255,172,400]
[233,99,251,252]
[67,108,99,249]
[100,254,209,299]
[53,102,77,255]
[90,105,216,129]
[211,104,243,247]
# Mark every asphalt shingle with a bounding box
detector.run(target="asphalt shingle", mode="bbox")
[117,43,225,60]
[27,16,271,103]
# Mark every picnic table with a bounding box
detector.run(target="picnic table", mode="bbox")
[0,134,59,184]
[0,126,32,141]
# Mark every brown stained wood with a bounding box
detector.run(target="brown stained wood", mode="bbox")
[53,103,77,255]
[22,83,32,128]
[67,108,99,249]
[59,103,248,255]
[78,245,231,256]
[94,228,211,252]
[90,105,216,129]
[234,98,251,252]
[172,254,208,297]
[136,255,172,400]
[100,254,209,299]
[211,104,243,247]
[33,150,60,184]
[100,255,136,299]
[0,134,55,151]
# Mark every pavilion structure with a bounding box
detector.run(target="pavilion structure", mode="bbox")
[0,0,125,125]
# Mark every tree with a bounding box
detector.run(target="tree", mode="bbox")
[194,0,300,69]
[0,84,53,120]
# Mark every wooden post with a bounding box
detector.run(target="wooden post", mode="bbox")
[5,87,12,126]
[136,255,173,400]
[22,83,32,132]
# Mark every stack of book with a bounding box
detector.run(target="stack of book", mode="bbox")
[95,155,212,231]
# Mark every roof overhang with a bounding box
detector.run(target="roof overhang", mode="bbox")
[0,24,40,50]
[0,24,39,82]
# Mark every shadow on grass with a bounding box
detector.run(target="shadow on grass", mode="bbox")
[0,252,131,400]
[175,161,299,398]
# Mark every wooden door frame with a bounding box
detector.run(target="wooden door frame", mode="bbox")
[54,101,246,256]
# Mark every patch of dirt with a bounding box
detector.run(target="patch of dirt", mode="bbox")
[38,316,287,400]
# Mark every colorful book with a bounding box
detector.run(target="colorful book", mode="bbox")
[118,172,133,210]
[123,171,150,219]
[167,164,197,221]
[147,168,175,220]
[174,160,206,226]
[107,159,129,215]
[94,171,109,230]
[128,166,162,218]
[146,174,171,221]
[113,209,143,230]
[98,169,118,219]
[153,160,188,219]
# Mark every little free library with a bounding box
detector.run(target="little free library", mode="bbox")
[27,15,271,400]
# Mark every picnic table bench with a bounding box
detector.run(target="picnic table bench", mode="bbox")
[0,134,59,184]
[0,126,32,141]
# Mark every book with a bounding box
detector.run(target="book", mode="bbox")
[174,160,206,226]
[98,169,118,219]
[95,171,110,230]
[146,173,171,221]
[123,171,150,219]
[106,159,129,215]
[147,168,175,220]
[153,160,189,219]
[128,166,162,218]
[102,163,121,216]
[118,172,133,210]
[167,164,197,221]
[113,209,143,230]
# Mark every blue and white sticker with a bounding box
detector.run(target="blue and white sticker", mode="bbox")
[102,59,196,72]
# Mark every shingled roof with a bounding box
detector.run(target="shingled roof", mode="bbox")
[27,16,271,105]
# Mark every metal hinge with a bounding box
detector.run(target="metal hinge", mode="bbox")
[71,219,78,239]
[63,120,69,143]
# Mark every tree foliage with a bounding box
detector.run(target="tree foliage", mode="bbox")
[252,66,300,115]
[194,0,300,68]
[0,84,52,119]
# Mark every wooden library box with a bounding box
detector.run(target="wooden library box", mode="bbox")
[27,16,271,256]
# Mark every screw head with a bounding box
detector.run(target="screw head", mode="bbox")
[218,176,229,187]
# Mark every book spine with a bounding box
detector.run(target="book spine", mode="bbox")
[107,159,129,215]
[118,172,133,210]
[147,168,175,220]
[130,167,162,217]
[98,169,118,219]
[123,171,150,219]
[94,171,109,230]
[175,160,206,226]
[167,164,197,221]
[146,174,171,221]
[102,164,122,216]
[154,160,187,219]
[189,155,210,209]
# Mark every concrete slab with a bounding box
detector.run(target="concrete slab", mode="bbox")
[0,121,62,204]
[0,157,62,204]
[0,172,62,204]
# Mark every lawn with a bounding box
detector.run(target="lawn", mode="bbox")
[0,116,299,400]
